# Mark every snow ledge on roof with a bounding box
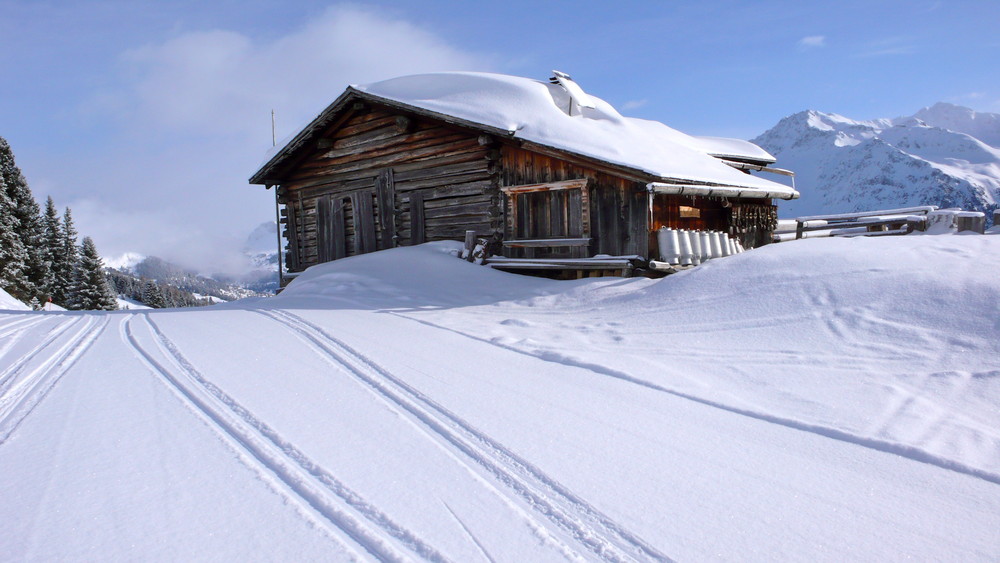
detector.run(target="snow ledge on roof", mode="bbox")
[350,72,796,196]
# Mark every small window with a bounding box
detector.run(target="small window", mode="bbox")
[502,179,590,240]
[501,179,591,258]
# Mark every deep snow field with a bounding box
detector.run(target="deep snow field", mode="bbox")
[1,234,998,561]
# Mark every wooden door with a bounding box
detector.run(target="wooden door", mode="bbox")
[316,195,347,263]
[350,190,377,255]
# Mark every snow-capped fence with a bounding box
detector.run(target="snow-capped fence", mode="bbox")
[773,206,997,242]
[773,206,938,242]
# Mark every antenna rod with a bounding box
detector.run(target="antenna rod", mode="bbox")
[271,109,276,147]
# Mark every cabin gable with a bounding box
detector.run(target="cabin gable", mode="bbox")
[275,104,499,273]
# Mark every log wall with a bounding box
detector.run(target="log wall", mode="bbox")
[499,146,648,258]
[276,107,498,271]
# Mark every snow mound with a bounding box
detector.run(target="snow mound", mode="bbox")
[272,241,560,310]
[410,234,1000,481]
[0,288,29,311]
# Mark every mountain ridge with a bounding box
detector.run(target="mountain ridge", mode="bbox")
[752,103,1000,221]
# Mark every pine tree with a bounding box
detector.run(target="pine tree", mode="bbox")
[0,136,45,300]
[0,175,29,300]
[61,207,79,293]
[40,196,65,303]
[69,237,118,311]
[141,279,167,308]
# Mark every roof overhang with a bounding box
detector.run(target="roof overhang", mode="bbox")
[646,182,800,200]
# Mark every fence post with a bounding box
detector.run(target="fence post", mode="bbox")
[464,230,476,262]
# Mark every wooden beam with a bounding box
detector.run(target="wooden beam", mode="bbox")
[502,238,592,248]
[500,178,589,194]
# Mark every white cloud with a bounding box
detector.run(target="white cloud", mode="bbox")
[798,35,826,49]
[621,99,648,111]
[857,36,916,57]
[121,5,485,139]
[63,6,490,273]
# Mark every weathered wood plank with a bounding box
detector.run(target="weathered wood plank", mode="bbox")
[291,138,483,181]
[318,123,450,160]
[422,194,492,210]
[284,149,486,193]
[423,202,490,219]
[376,169,396,249]
[502,238,592,248]
[410,192,425,245]
[351,191,377,255]
[394,170,490,192]
[315,195,332,263]
[307,131,473,170]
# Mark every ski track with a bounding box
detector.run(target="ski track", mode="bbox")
[120,313,445,563]
[0,315,107,444]
[388,311,1000,487]
[0,316,84,392]
[441,500,497,563]
[0,314,49,340]
[257,308,670,563]
[0,316,52,365]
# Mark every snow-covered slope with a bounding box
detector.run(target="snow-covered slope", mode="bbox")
[914,102,1000,148]
[1,238,998,561]
[0,288,29,311]
[753,104,1000,219]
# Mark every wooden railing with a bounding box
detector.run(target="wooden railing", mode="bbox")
[773,206,938,242]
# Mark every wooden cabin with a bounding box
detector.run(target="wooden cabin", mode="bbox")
[250,71,798,284]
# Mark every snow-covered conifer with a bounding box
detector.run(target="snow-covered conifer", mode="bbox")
[141,279,168,308]
[0,176,29,300]
[40,196,65,303]
[0,136,45,299]
[69,236,118,311]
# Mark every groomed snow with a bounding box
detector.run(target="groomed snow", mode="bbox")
[0,289,29,311]
[1,236,998,561]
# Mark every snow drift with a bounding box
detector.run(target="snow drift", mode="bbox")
[1,236,998,561]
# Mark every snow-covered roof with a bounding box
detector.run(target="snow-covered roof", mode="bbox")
[254,71,797,199]
[689,136,776,163]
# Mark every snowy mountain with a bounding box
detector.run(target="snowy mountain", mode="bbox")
[240,221,280,292]
[752,103,1000,220]
[914,102,1000,148]
[105,222,280,302]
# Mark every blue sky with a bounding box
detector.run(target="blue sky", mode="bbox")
[1,0,997,271]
